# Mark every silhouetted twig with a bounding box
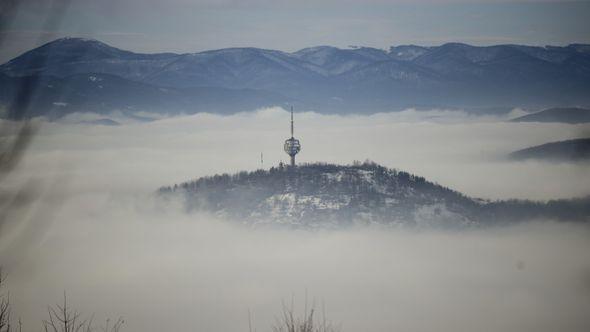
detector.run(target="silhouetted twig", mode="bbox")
[272,296,339,332]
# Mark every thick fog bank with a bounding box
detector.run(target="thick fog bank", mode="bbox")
[10,107,590,200]
[1,108,589,332]
[2,199,590,332]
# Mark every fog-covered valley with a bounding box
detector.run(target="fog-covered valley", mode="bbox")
[9,108,590,200]
[1,108,589,331]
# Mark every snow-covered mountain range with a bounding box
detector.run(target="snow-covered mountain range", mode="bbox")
[2,38,590,118]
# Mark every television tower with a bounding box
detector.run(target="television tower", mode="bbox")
[283,106,301,167]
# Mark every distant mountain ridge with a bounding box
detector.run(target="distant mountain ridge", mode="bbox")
[159,162,590,229]
[2,38,590,117]
[511,107,590,124]
[509,138,590,161]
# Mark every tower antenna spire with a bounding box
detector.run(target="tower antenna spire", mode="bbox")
[290,105,294,138]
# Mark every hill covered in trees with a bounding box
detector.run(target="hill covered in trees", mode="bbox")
[159,162,590,229]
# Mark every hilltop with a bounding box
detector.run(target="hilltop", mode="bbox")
[159,162,590,229]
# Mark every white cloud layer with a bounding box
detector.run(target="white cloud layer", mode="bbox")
[8,107,590,200]
[1,108,589,332]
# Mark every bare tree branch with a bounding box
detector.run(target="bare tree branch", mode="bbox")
[43,293,123,332]
[271,296,340,332]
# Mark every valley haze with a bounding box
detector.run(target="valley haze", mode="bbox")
[1,108,589,332]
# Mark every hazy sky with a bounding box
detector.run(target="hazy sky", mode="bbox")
[1,0,590,62]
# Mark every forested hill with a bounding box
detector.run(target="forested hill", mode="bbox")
[158,162,590,229]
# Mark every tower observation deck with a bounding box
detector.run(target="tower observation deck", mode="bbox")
[283,106,301,167]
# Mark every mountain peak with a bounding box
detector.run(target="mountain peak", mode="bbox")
[0,37,175,79]
[388,45,430,61]
[38,36,123,53]
[293,45,390,75]
[3,36,130,67]
[49,36,102,44]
